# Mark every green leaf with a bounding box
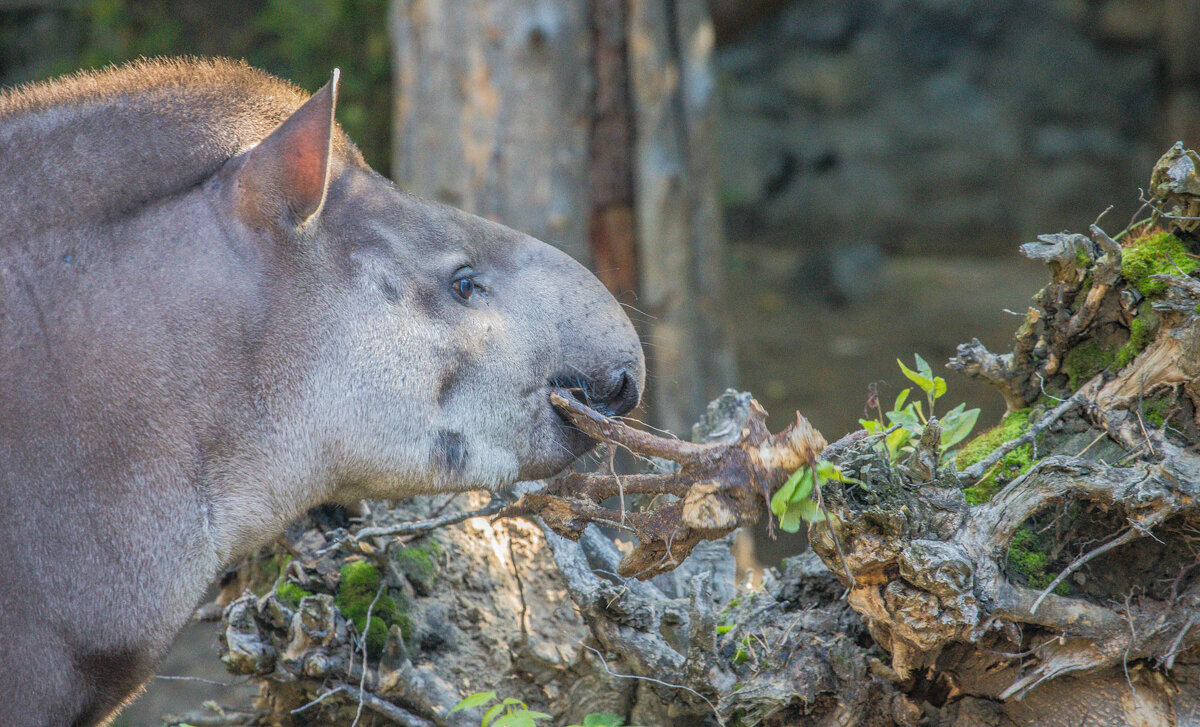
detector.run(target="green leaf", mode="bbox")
[716,623,734,634]
[770,481,791,517]
[787,466,815,504]
[493,714,537,727]
[886,407,921,432]
[940,407,980,448]
[770,466,807,515]
[513,709,552,721]
[502,698,527,707]
[914,352,933,381]
[483,703,506,727]
[897,357,935,393]
[860,418,880,434]
[778,506,803,533]
[816,459,861,485]
[795,498,826,523]
[886,427,912,459]
[893,388,911,412]
[451,691,497,713]
[931,376,947,401]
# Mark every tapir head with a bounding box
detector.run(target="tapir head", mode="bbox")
[218,71,644,500]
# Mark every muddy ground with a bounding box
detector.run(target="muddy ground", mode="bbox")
[120,245,1044,724]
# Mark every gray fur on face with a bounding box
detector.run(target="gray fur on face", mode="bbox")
[0,59,643,725]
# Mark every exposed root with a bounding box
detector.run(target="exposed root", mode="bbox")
[1028,504,1174,615]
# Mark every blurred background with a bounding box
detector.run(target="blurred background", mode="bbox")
[1,0,1192,722]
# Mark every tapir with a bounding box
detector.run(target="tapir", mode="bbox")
[0,58,644,726]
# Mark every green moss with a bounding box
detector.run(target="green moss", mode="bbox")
[1121,231,1198,298]
[1142,394,1174,428]
[335,560,410,654]
[275,581,313,609]
[956,409,1031,470]
[391,537,441,595]
[1007,527,1069,595]
[253,553,294,597]
[956,409,1035,505]
[962,444,1034,505]
[1075,246,1092,269]
[1063,339,1115,390]
[1115,305,1158,369]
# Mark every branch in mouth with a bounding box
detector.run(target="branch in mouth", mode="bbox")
[499,388,826,579]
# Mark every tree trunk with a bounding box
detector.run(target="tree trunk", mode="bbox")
[389,0,735,433]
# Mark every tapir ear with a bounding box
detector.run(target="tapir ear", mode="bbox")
[234,69,339,229]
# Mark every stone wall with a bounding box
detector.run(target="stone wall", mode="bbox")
[716,0,1182,256]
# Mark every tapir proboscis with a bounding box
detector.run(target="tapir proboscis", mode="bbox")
[0,58,644,726]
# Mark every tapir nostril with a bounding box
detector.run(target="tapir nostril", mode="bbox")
[548,367,640,418]
[596,368,639,418]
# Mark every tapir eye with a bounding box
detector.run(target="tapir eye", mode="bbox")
[451,275,476,300]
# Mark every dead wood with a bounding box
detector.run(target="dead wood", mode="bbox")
[501,388,826,580]
[208,145,1200,726]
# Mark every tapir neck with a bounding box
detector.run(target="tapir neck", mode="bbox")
[0,180,340,581]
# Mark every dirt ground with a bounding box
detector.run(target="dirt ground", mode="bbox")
[120,245,1045,724]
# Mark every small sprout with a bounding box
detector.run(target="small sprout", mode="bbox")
[451,691,498,714]
[770,460,857,531]
[450,691,554,727]
[567,713,634,727]
[862,354,979,465]
[939,402,981,449]
[897,353,947,414]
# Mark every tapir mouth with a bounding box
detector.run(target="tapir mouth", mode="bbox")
[538,371,640,477]
[547,380,602,454]
[547,370,639,419]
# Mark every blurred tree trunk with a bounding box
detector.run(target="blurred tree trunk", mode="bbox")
[1160,0,1200,147]
[389,0,735,433]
